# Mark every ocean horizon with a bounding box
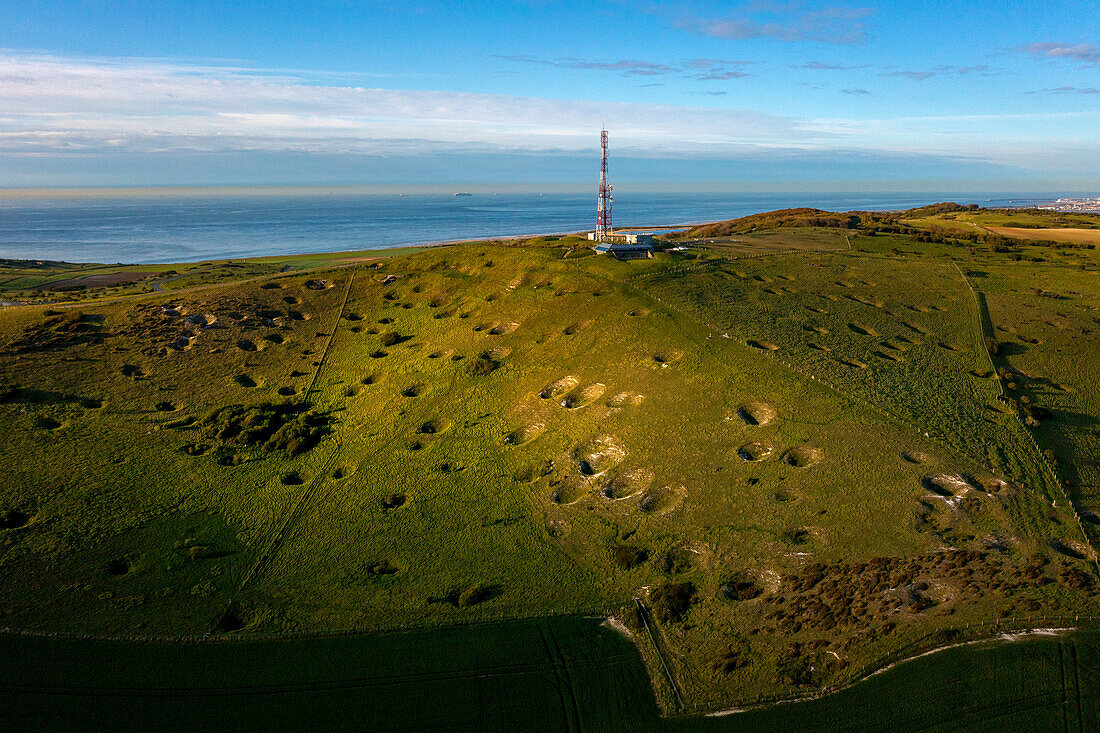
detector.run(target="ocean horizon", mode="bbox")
[0,189,1066,265]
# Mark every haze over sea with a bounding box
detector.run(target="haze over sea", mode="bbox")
[0,190,1049,265]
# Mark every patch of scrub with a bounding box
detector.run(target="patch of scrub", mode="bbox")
[381,493,406,510]
[719,571,763,601]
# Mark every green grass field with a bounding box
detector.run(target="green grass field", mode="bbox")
[3,623,1097,731]
[2,206,1100,726]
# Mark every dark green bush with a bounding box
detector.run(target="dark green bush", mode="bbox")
[612,544,648,570]
[198,402,329,456]
[650,581,696,624]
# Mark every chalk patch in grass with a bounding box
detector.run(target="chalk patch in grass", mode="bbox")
[562,383,605,409]
[601,467,655,500]
[505,422,545,446]
[738,441,774,461]
[738,402,776,426]
[420,417,452,434]
[608,392,644,407]
[921,473,976,497]
[402,384,426,398]
[638,483,687,514]
[541,376,579,399]
[563,319,593,335]
[784,445,823,468]
[576,434,626,476]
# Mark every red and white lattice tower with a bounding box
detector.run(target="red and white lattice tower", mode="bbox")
[595,128,613,241]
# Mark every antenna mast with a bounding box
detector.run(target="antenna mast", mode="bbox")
[596,128,613,241]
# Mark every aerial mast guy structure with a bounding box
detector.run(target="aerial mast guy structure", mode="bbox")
[588,128,653,257]
[595,128,613,241]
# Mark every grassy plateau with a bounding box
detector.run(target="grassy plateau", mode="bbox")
[2,203,1099,728]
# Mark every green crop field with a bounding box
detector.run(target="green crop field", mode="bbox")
[2,204,1100,728]
[3,622,1097,731]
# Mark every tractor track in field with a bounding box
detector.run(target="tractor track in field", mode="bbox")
[0,647,643,700]
[209,273,356,636]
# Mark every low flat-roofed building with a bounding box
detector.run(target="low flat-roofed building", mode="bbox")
[588,231,654,257]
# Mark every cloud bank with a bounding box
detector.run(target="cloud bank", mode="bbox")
[0,53,816,156]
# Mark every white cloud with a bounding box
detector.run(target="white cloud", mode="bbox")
[2,52,1098,177]
[0,53,815,155]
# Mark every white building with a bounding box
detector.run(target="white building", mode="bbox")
[587,231,654,257]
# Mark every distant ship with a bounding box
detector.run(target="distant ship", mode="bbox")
[453,192,473,197]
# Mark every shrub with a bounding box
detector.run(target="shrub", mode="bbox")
[659,547,693,575]
[198,403,329,456]
[467,357,500,375]
[612,544,648,570]
[649,581,696,624]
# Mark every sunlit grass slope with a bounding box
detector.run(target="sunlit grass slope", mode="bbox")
[1,223,1098,706]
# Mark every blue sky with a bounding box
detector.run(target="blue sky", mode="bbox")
[2,0,1100,190]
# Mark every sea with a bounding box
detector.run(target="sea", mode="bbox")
[0,190,1055,265]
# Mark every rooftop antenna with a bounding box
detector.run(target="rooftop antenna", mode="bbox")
[596,127,613,242]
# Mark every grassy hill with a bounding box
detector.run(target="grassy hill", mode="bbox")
[2,212,1099,718]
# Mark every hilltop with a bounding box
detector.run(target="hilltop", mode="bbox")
[1,209,1099,719]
